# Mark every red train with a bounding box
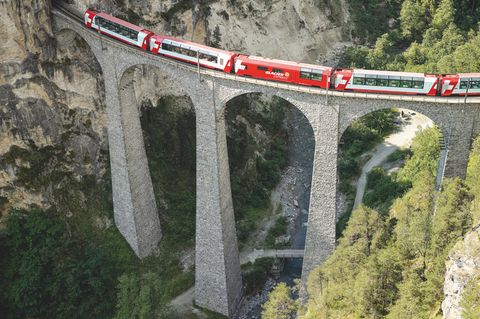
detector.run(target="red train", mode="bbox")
[84,9,480,97]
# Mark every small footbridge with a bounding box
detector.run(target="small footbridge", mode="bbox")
[241,249,305,264]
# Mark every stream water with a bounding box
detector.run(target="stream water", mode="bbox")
[278,107,314,284]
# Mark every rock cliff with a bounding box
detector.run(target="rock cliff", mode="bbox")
[66,0,350,64]
[0,0,105,214]
[442,226,480,319]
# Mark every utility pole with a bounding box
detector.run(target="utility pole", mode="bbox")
[197,50,201,81]
[98,18,106,51]
[464,78,471,104]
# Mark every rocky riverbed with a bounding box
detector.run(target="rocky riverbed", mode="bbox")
[235,106,315,319]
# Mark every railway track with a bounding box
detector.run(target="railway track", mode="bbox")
[51,3,480,104]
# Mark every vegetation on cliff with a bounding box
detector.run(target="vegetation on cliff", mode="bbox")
[263,131,479,319]
[343,0,480,73]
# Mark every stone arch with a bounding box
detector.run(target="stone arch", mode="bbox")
[115,63,199,258]
[337,104,446,233]
[222,91,315,275]
[218,88,318,133]
[338,100,449,141]
[54,26,103,76]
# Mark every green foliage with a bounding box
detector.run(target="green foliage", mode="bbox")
[265,216,288,247]
[364,167,409,214]
[226,94,289,244]
[397,127,441,182]
[337,109,397,236]
[354,247,403,317]
[242,258,275,294]
[302,206,386,318]
[400,0,428,40]
[0,210,119,319]
[347,0,403,44]
[342,0,480,74]
[261,283,298,319]
[461,275,480,319]
[302,122,477,318]
[114,272,177,319]
[467,136,480,224]
[141,96,196,249]
[431,178,472,255]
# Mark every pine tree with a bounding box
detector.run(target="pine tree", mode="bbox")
[261,283,298,319]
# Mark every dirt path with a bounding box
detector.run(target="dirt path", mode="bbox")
[353,110,433,210]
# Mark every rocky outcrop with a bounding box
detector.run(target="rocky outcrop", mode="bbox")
[442,226,480,319]
[0,0,106,214]
[66,0,350,64]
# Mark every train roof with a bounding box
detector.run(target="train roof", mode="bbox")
[238,55,333,71]
[96,12,147,32]
[456,73,480,78]
[351,69,435,77]
[152,34,236,56]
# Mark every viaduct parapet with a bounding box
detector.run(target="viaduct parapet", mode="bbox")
[52,8,480,318]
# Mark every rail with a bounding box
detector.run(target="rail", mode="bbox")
[51,4,480,104]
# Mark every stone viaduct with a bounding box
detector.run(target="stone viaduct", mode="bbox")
[52,7,480,318]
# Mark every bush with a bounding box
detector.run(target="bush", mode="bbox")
[0,210,118,319]
[241,258,274,294]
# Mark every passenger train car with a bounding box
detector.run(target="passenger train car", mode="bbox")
[149,35,237,73]
[439,74,480,96]
[84,9,480,97]
[84,9,154,50]
[334,69,438,96]
[234,55,333,89]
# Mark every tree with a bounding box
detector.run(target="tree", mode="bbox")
[431,178,472,256]
[437,31,480,73]
[391,171,435,266]
[397,127,441,183]
[261,283,298,319]
[354,248,403,317]
[0,209,117,319]
[115,272,177,319]
[431,0,455,32]
[400,0,427,40]
[461,275,480,319]
[466,136,480,224]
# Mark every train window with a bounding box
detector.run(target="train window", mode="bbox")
[300,68,311,79]
[199,51,218,62]
[472,81,480,89]
[365,77,376,86]
[310,70,323,81]
[400,79,413,88]
[353,77,365,85]
[388,76,401,87]
[272,68,284,73]
[98,18,138,40]
[258,66,268,71]
[376,78,388,86]
[460,80,469,89]
[413,80,424,89]
[220,58,224,65]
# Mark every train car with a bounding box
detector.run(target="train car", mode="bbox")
[334,69,438,96]
[234,55,333,89]
[149,35,237,73]
[84,9,154,50]
[439,74,480,96]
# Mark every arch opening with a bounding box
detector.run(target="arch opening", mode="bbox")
[118,62,197,293]
[223,92,314,303]
[337,107,442,237]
